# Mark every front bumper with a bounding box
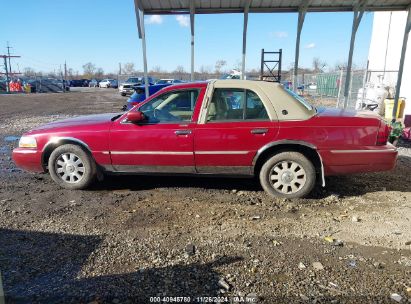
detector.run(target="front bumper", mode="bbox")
[119,87,134,94]
[12,148,44,172]
[320,143,398,176]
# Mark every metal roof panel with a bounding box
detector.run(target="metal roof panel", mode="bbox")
[136,0,411,14]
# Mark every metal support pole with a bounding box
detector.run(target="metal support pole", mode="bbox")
[140,10,149,98]
[294,10,306,91]
[190,1,195,82]
[241,0,251,80]
[279,49,282,82]
[260,49,264,79]
[343,3,365,109]
[294,0,311,91]
[134,0,148,97]
[392,6,411,122]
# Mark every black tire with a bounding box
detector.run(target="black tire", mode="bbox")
[259,152,316,199]
[48,144,97,190]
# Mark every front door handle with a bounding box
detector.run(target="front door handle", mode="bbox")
[175,130,192,135]
[251,128,268,134]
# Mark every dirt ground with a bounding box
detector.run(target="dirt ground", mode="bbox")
[0,88,410,304]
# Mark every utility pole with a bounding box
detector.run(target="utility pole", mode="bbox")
[1,54,21,93]
[6,42,12,75]
[63,61,68,92]
[119,63,122,75]
[3,57,9,93]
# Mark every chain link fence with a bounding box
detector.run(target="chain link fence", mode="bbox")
[293,69,398,110]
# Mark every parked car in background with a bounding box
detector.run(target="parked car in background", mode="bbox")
[155,79,184,85]
[88,79,100,87]
[70,80,84,87]
[123,83,172,110]
[307,82,317,90]
[119,76,154,96]
[99,79,118,88]
[13,80,397,198]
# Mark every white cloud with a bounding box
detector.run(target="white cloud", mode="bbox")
[271,31,288,38]
[146,15,163,25]
[305,43,316,49]
[176,15,190,27]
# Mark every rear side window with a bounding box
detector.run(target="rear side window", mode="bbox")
[207,88,269,122]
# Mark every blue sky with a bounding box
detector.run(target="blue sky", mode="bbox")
[0,0,374,74]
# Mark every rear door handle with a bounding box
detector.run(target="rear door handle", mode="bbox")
[251,128,268,134]
[175,130,192,135]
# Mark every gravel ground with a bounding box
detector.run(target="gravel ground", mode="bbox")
[0,88,410,304]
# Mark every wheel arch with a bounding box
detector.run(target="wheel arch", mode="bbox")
[253,140,325,186]
[41,137,92,171]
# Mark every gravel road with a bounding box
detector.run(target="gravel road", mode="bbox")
[0,88,410,303]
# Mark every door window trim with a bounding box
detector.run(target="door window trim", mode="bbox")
[122,88,201,125]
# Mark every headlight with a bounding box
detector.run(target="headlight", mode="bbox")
[19,136,37,148]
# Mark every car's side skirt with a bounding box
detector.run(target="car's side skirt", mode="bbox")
[101,165,252,176]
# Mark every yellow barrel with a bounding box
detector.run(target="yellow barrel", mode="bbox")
[384,98,405,120]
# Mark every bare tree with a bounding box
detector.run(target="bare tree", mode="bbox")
[67,68,74,79]
[199,65,211,74]
[332,61,358,72]
[123,63,135,75]
[23,67,36,77]
[233,59,242,71]
[174,65,185,73]
[150,65,163,73]
[312,57,327,73]
[82,62,96,78]
[215,60,227,74]
[95,67,104,78]
[174,65,186,80]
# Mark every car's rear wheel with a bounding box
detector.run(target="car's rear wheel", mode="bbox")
[259,152,316,199]
[48,144,97,190]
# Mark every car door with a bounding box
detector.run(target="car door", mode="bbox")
[109,87,204,173]
[194,86,279,175]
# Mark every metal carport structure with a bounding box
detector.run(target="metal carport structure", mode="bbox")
[133,0,411,120]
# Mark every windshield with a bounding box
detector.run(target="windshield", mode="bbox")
[284,88,313,111]
[157,80,171,84]
[126,77,141,83]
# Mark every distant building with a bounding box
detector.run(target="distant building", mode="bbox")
[368,11,410,118]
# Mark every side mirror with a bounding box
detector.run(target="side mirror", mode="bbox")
[126,111,145,123]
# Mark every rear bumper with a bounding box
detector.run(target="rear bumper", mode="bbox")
[320,143,398,175]
[12,148,44,173]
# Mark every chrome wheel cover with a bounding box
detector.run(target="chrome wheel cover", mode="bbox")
[55,152,85,184]
[269,160,307,194]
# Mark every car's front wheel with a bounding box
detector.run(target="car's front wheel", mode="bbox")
[48,144,97,190]
[259,152,316,199]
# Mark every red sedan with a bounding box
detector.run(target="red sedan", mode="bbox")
[13,80,397,198]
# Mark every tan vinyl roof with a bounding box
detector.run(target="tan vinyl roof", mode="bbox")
[137,0,411,14]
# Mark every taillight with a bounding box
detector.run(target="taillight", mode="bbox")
[376,121,390,146]
[131,102,139,106]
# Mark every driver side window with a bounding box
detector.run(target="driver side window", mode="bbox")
[138,89,200,123]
